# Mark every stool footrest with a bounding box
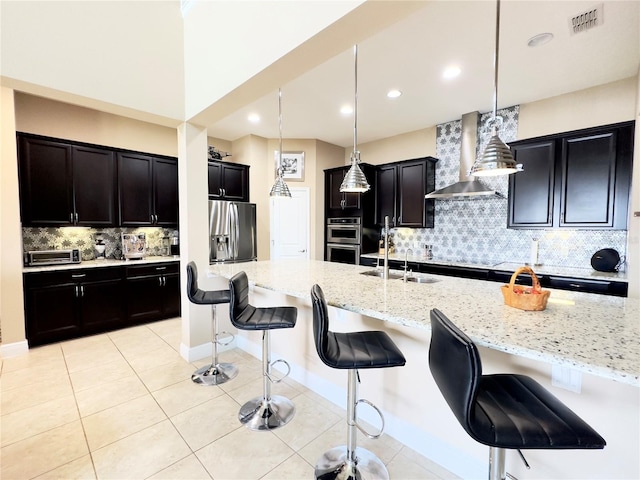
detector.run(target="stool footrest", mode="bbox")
[215,331,235,346]
[266,358,291,384]
[355,398,385,439]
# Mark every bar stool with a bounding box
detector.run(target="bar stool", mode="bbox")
[186,261,238,386]
[228,271,297,431]
[310,284,406,480]
[428,308,606,480]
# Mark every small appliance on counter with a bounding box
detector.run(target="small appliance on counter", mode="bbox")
[591,248,622,272]
[26,249,81,266]
[95,234,107,260]
[121,233,146,260]
[170,231,180,257]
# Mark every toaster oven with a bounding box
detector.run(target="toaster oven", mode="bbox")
[26,249,81,266]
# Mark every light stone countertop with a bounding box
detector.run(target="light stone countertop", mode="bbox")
[23,256,180,273]
[361,253,628,282]
[209,259,639,386]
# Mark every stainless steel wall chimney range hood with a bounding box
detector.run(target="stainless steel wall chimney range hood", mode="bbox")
[425,111,502,199]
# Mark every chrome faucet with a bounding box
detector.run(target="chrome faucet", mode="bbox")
[383,216,390,280]
[404,248,414,282]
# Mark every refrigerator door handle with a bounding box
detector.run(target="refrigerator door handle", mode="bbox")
[233,204,240,259]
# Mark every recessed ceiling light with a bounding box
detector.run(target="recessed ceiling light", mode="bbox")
[387,89,402,98]
[527,32,554,47]
[340,105,353,115]
[248,113,260,123]
[442,66,461,79]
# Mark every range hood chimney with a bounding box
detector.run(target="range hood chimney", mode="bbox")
[425,111,502,199]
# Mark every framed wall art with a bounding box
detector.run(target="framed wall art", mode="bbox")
[275,151,305,181]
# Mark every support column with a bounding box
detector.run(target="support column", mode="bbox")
[177,122,213,361]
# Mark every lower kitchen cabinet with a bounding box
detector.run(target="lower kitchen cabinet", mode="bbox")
[23,267,125,346]
[23,261,181,346]
[125,262,181,324]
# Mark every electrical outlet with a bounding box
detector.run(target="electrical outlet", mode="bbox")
[552,365,582,393]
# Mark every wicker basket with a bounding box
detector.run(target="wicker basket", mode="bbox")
[501,266,550,311]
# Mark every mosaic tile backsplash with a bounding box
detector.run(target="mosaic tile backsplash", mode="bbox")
[22,227,179,261]
[390,106,628,270]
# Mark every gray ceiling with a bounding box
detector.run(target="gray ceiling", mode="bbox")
[207,1,639,148]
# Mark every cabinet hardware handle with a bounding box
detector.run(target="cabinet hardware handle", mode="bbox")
[150,214,154,223]
[156,266,166,270]
[80,285,85,297]
[163,276,166,286]
[155,214,159,224]
[75,285,79,297]
[75,213,78,223]
[569,283,582,288]
[219,187,223,196]
[158,276,163,286]
[70,212,74,223]
[71,274,86,278]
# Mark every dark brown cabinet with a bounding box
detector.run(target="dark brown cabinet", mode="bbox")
[18,134,117,227]
[208,160,249,201]
[23,267,125,346]
[125,262,181,324]
[118,153,178,227]
[327,166,362,211]
[508,122,633,229]
[374,157,438,228]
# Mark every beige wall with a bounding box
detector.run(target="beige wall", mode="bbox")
[14,93,178,157]
[344,125,438,165]
[0,87,26,347]
[628,72,640,299]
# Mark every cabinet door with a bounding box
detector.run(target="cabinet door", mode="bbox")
[397,160,427,227]
[221,164,249,201]
[508,141,556,228]
[126,275,163,324]
[375,165,397,226]
[118,152,154,226]
[560,130,621,228]
[162,273,181,318]
[73,146,117,226]
[80,278,125,333]
[153,157,179,226]
[208,162,222,198]
[25,283,80,346]
[18,136,73,226]
[327,168,360,211]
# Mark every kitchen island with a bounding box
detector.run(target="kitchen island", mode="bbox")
[208,259,639,479]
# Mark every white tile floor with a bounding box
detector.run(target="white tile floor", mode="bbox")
[1,318,459,480]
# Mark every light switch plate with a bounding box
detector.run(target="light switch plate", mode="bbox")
[552,365,582,393]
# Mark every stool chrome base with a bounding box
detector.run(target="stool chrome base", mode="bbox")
[239,395,295,431]
[191,362,238,386]
[315,446,389,480]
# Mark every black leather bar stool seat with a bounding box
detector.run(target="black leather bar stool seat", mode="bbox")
[311,284,406,480]
[186,262,238,386]
[429,308,606,480]
[229,271,297,431]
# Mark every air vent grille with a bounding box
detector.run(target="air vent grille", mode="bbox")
[569,4,603,34]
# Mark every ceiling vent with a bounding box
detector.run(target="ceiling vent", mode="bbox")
[569,4,603,35]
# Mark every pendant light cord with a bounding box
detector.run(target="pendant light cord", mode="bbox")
[492,0,501,124]
[353,44,358,159]
[278,88,283,172]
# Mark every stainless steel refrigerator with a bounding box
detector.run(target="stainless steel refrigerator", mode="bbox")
[209,200,257,263]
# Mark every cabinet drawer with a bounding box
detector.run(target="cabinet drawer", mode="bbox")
[125,262,179,278]
[24,267,122,287]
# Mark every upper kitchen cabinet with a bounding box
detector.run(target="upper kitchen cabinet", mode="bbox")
[118,152,178,227]
[208,160,249,202]
[508,121,634,230]
[325,164,376,220]
[18,133,117,227]
[374,157,438,228]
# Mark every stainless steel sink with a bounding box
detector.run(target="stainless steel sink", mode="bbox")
[360,270,405,280]
[403,276,440,284]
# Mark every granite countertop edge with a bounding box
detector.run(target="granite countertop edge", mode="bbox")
[23,256,180,273]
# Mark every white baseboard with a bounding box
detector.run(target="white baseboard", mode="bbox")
[179,337,237,362]
[0,340,29,358]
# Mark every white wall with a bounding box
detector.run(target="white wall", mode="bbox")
[0,1,185,123]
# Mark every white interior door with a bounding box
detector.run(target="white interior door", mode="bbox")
[270,187,310,260]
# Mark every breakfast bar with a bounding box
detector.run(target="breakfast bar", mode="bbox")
[209,259,639,479]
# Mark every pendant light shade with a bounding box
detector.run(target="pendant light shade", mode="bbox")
[270,88,292,198]
[470,0,522,177]
[340,45,370,193]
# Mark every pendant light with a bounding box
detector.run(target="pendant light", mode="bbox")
[270,88,292,197]
[470,0,522,177]
[340,44,370,193]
